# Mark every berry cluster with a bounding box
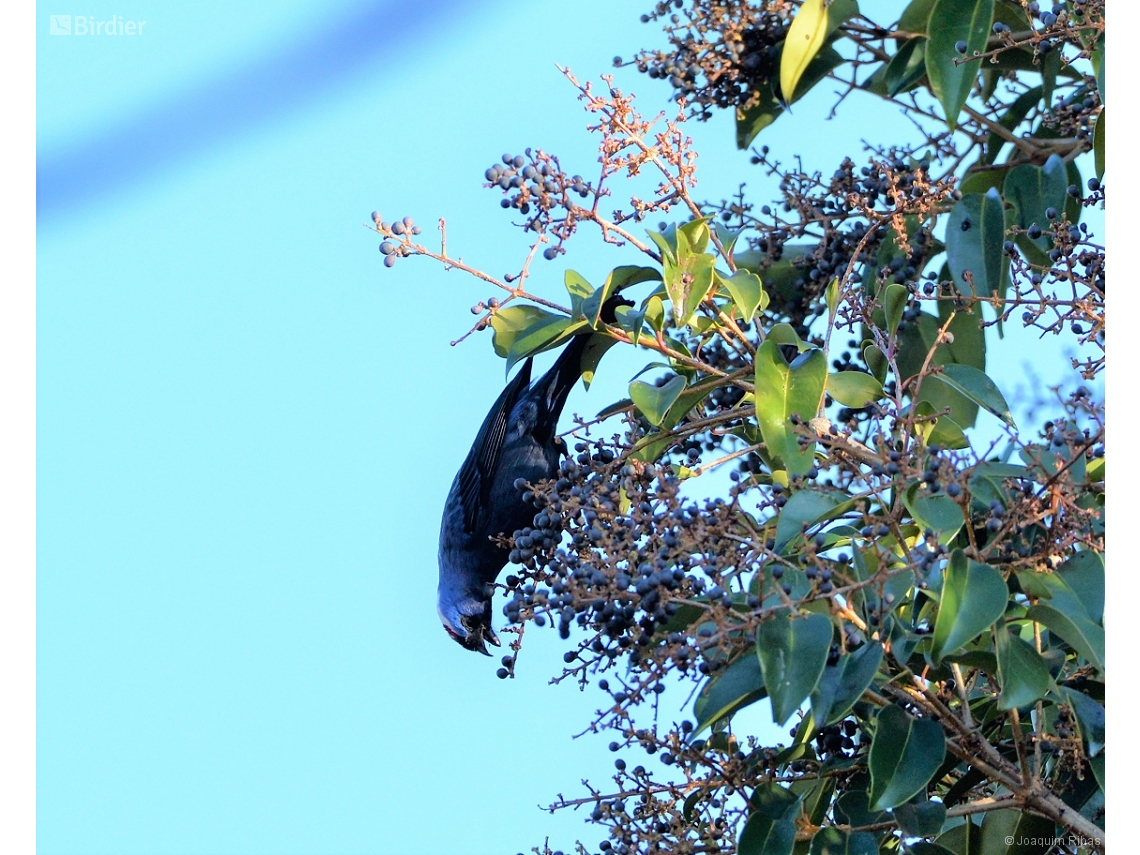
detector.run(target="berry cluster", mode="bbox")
[482,150,593,259]
[617,0,793,120]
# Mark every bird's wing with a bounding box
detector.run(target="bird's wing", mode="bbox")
[455,358,534,534]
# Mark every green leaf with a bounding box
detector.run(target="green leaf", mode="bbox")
[945,189,1008,300]
[927,412,969,451]
[774,490,849,553]
[1059,687,1105,756]
[578,334,620,390]
[930,550,1008,663]
[564,269,594,320]
[827,371,884,409]
[904,482,966,541]
[983,86,1042,165]
[925,0,995,129]
[1093,109,1105,180]
[808,828,878,855]
[614,304,646,346]
[582,266,662,328]
[737,47,845,146]
[936,818,981,855]
[1004,156,1068,256]
[898,0,936,33]
[1025,604,1104,673]
[893,796,947,837]
[505,316,586,373]
[864,344,887,384]
[810,642,884,726]
[739,784,802,855]
[995,622,1052,710]
[693,651,767,735]
[646,224,679,263]
[978,809,1056,855]
[884,282,908,336]
[736,80,784,148]
[630,374,687,428]
[768,323,806,349]
[834,790,889,829]
[1057,551,1105,623]
[869,704,946,810]
[489,305,559,357]
[663,227,717,327]
[929,364,1015,426]
[722,269,767,322]
[885,37,928,96]
[780,0,829,103]
[644,294,665,333]
[754,342,827,476]
[758,610,833,726]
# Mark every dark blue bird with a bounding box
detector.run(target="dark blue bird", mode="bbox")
[437,332,597,654]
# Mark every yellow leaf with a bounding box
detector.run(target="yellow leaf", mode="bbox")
[780,0,829,103]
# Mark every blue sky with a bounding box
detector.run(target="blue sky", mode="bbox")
[34,2,1103,854]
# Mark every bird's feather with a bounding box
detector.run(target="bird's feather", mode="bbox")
[455,357,534,534]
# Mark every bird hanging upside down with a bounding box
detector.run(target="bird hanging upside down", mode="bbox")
[436,330,602,654]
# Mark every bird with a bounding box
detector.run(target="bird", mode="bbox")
[436,330,600,654]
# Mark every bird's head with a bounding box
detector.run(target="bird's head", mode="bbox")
[437,595,501,655]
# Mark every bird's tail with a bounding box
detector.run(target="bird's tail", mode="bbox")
[528,332,593,444]
[528,295,630,443]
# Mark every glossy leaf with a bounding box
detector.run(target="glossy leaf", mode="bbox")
[630,374,687,427]
[810,642,884,726]
[936,818,981,855]
[1059,687,1105,756]
[885,37,928,96]
[737,48,845,146]
[754,341,827,475]
[505,316,586,373]
[774,490,849,553]
[1056,550,1105,623]
[489,305,558,358]
[1094,109,1105,180]
[758,610,833,726]
[693,651,767,735]
[883,282,908,336]
[978,809,1056,855]
[781,0,829,103]
[945,189,1007,299]
[983,86,1042,164]
[893,796,947,837]
[827,371,884,409]
[738,784,802,855]
[663,227,717,327]
[722,269,767,322]
[582,266,662,328]
[861,344,889,385]
[833,790,888,828]
[930,363,1015,426]
[931,550,1008,663]
[925,0,995,129]
[614,304,646,346]
[898,0,936,33]
[808,829,878,855]
[564,269,594,319]
[904,482,966,540]
[995,622,1052,710]
[869,704,946,809]
[1004,156,1068,256]
[1025,604,1104,673]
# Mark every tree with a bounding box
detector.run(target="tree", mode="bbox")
[373,1,1105,853]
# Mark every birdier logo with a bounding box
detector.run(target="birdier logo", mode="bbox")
[49,14,147,36]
